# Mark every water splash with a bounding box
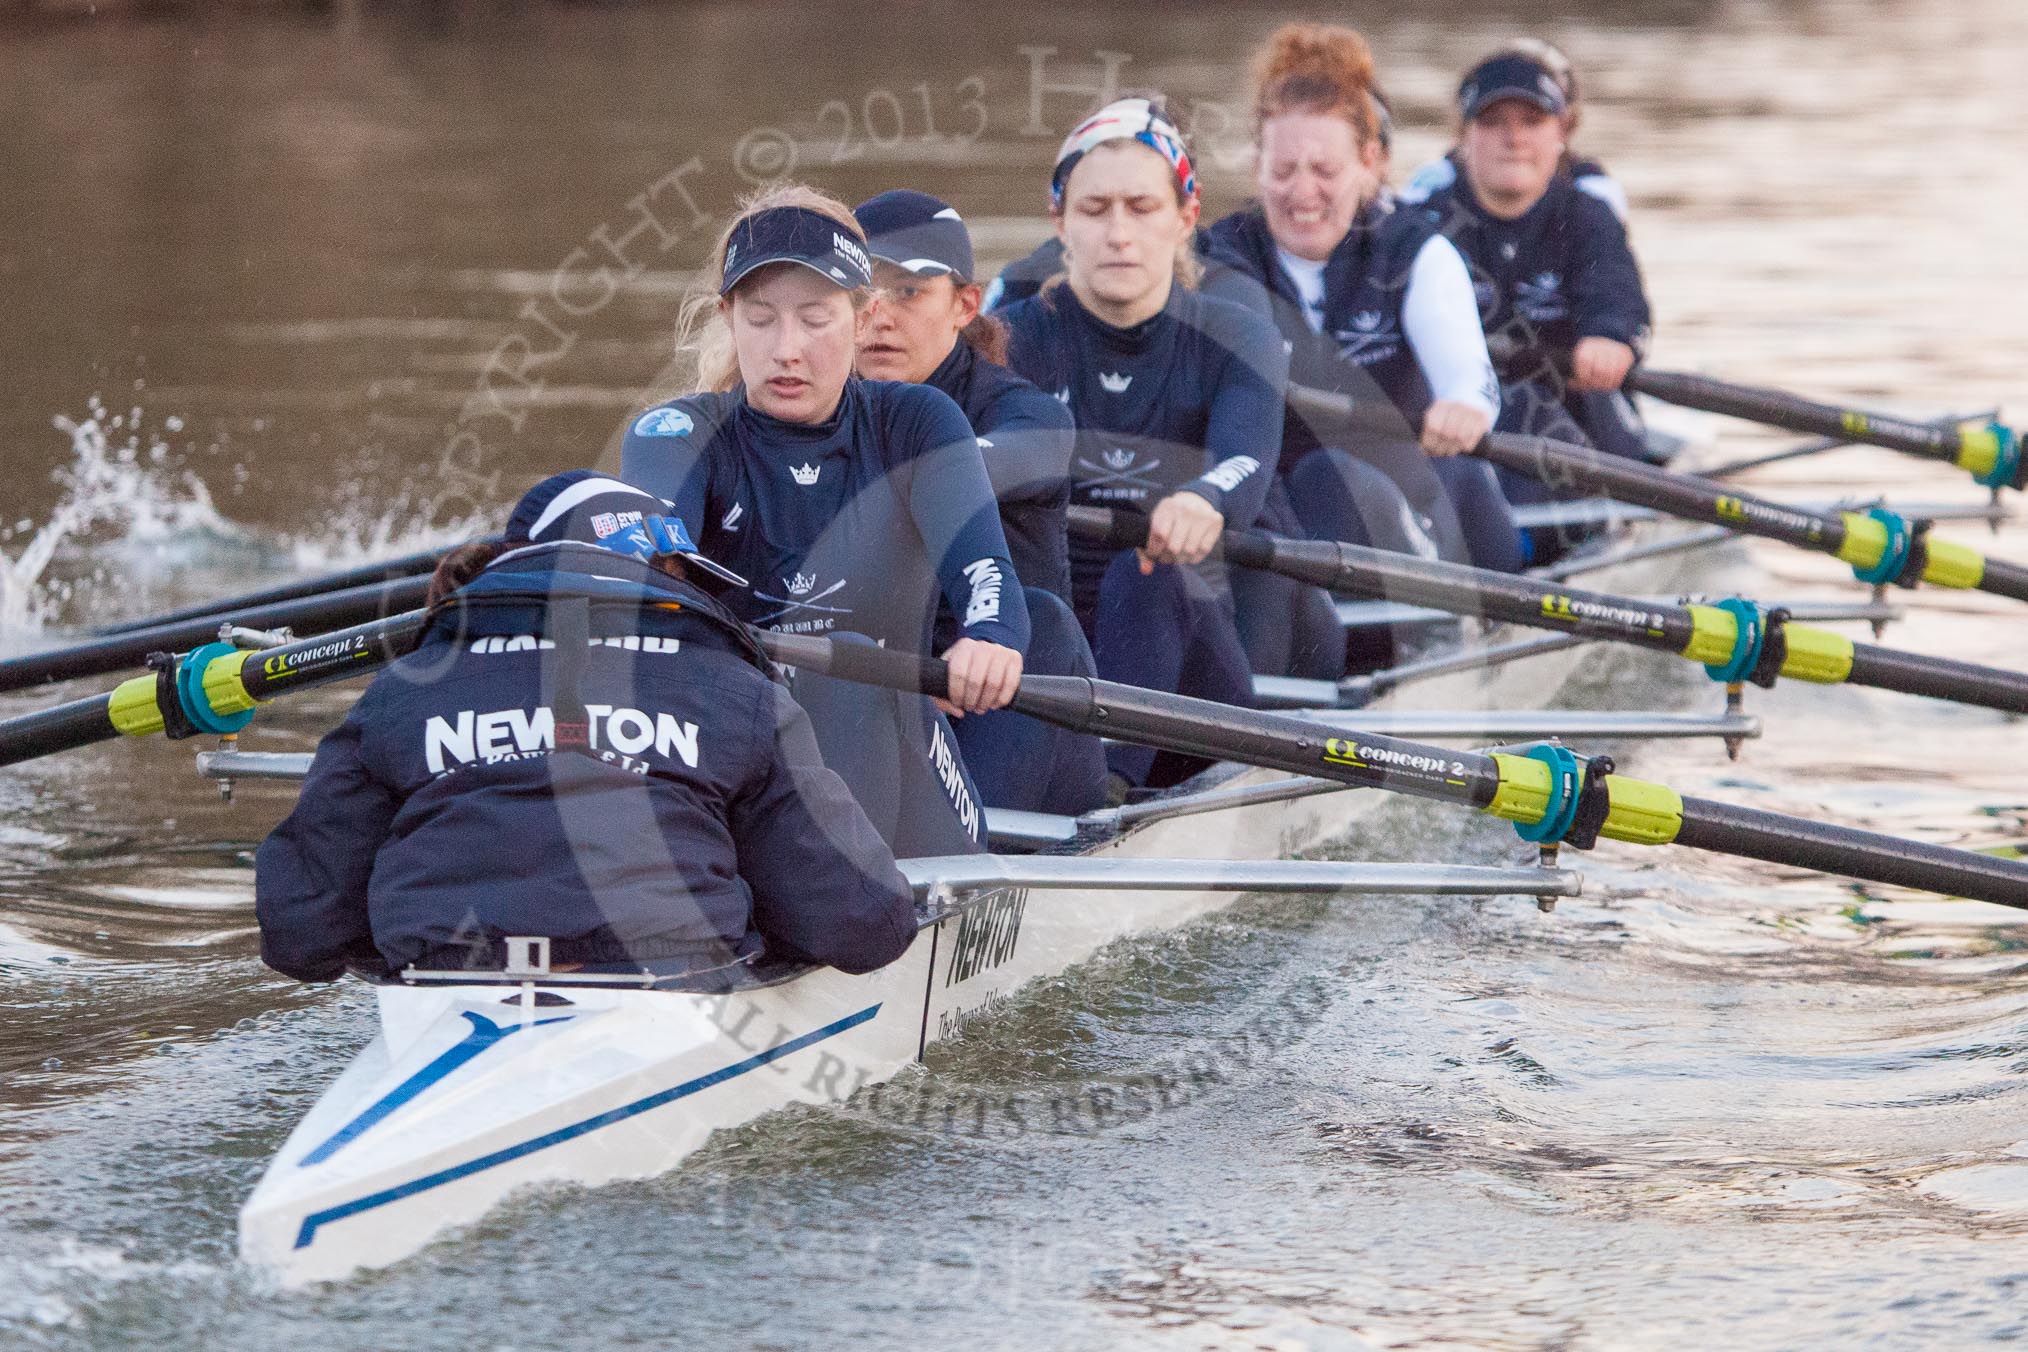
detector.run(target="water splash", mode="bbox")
[283,472,498,574]
[0,398,241,636]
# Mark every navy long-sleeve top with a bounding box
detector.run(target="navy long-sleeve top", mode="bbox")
[920,337,1076,604]
[998,283,1287,613]
[1414,175,1651,387]
[620,378,1029,656]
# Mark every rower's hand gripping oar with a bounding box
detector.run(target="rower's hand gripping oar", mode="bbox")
[756,630,2028,911]
[1628,368,2024,495]
[1067,507,2028,734]
[1470,431,2028,606]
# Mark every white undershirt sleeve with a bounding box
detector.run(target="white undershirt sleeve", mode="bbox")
[1403,235,1500,422]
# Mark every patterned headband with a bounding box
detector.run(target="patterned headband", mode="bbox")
[1049,97,1198,209]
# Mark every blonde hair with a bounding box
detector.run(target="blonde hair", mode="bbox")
[676,183,871,394]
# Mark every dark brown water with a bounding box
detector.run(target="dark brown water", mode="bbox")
[3,3,2028,1346]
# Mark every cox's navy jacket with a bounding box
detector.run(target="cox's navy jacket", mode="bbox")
[254,543,917,981]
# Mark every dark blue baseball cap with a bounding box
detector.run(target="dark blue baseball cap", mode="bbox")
[720,205,874,296]
[852,189,975,282]
[1458,53,1568,120]
[506,469,747,586]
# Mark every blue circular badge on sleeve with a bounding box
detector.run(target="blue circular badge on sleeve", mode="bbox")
[632,407,694,438]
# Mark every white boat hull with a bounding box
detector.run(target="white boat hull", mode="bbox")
[240,758,1366,1285]
[242,442,1716,1284]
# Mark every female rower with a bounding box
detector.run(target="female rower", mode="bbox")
[852,188,1107,815]
[1201,22,1523,575]
[1398,38,1630,223]
[1408,47,1653,486]
[997,97,1290,787]
[620,186,1029,856]
[256,470,917,982]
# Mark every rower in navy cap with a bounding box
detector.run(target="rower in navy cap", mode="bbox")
[622,184,1030,856]
[255,469,918,984]
[853,188,1107,816]
[1407,45,1655,548]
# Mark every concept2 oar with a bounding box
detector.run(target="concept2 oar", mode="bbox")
[1472,432,2028,604]
[755,632,2028,910]
[3,616,2023,910]
[1067,507,2028,717]
[1628,368,2024,492]
[0,575,433,695]
[0,611,425,767]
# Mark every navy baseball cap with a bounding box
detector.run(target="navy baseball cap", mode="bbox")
[853,189,975,282]
[506,470,747,586]
[720,205,874,295]
[1458,53,1568,120]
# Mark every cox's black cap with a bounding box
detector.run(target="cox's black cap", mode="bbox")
[1458,54,1568,120]
[720,206,873,296]
[852,189,975,282]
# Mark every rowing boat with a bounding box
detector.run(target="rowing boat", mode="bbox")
[237,419,1729,1284]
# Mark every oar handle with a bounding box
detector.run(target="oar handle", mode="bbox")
[754,631,950,702]
[1063,505,1274,570]
[1284,382,1419,444]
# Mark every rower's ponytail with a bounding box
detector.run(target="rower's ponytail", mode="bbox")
[426,539,508,609]
[677,183,873,394]
[959,312,1010,366]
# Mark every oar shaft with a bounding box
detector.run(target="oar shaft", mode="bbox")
[0,611,425,767]
[1630,369,2022,489]
[1844,646,2028,714]
[1476,432,2028,603]
[1069,505,2028,715]
[1255,533,1704,655]
[0,693,120,767]
[759,632,2028,910]
[0,575,433,694]
[89,542,472,637]
[1674,796,2028,908]
[760,630,1510,813]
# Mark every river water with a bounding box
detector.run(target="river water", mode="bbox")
[3,2,2027,1347]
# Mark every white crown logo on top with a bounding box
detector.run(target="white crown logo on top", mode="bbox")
[790,462,821,486]
[786,572,818,596]
[1098,371,1133,394]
